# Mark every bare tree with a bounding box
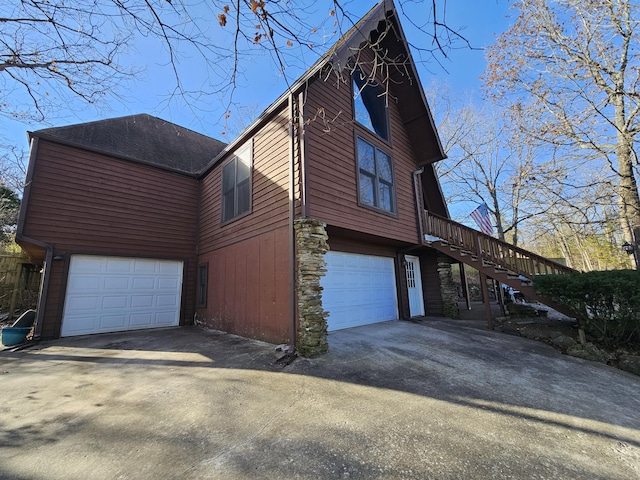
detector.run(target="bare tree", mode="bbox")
[0,181,20,246]
[1,1,467,124]
[1,0,307,123]
[483,0,640,267]
[432,96,560,246]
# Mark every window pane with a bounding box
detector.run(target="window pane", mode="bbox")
[222,161,235,193]
[353,69,389,141]
[236,154,251,183]
[236,179,251,215]
[378,181,393,212]
[354,88,375,133]
[223,190,235,221]
[359,173,375,206]
[357,138,375,174]
[376,150,393,183]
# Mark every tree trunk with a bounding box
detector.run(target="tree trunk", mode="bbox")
[615,101,640,269]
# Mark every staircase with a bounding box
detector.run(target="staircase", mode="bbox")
[423,211,576,317]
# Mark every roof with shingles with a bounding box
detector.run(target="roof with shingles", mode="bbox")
[31,114,227,175]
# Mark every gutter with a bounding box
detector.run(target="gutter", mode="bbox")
[15,136,54,340]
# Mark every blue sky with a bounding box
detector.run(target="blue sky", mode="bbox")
[3,1,512,151]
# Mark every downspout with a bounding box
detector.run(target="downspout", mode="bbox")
[288,92,297,351]
[413,167,426,245]
[15,136,54,340]
[298,89,309,218]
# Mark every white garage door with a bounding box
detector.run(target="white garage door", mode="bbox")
[321,252,398,331]
[61,255,183,337]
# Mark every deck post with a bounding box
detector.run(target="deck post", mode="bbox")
[460,262,471,310]
[479,272,493,330]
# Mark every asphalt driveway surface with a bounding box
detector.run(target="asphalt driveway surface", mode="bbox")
[1,319,639,479]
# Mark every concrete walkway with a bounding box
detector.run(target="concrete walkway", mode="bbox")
[1,319,639,479]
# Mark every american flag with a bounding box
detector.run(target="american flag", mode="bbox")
[470,203,494,235]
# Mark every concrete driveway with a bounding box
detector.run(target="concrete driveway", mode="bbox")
[1,319,639,479]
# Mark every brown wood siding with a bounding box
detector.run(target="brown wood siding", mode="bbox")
[199,108,290,253]
[23,140,200,338]
[420,248,444,316]
[304,71,424,246]
[39,260,65,340]
[327,232,398,258]
[196,226,291,343]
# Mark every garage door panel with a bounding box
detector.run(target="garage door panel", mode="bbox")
[105,258,133,272]
[154,311,178,326]
[133,260,157,273]
[68,296,100,311]
[68,275,101,290]
[131,276,155,290]
[322,252,398,331]
[73,256,103,271]
[61,255,183,337]
[158,277,180,290]
[130,313,153,327]
[131,295,154,308]
[157,294,179,307]
[158,261,182,274]
[102,296,127,309]
[104,276,130,290]
[101,314,126,329]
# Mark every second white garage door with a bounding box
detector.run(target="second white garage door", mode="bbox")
[321,252,398,331]
[61,255,183,337]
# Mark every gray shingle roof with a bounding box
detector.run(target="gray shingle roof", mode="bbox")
[32,114,227,175]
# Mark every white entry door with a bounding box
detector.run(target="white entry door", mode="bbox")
[405,255,425,317]
[61,255,183,337]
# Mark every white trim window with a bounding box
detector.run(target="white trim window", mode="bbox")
[222,142,252,223]
[357,137,395,213]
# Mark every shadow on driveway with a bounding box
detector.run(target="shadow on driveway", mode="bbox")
[1,319,639,479]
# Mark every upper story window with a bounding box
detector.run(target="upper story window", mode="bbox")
[357,136,395,213]
[222,142,252,223]
[353,68,390,142]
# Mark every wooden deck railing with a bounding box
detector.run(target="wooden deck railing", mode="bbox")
[424,211,575,278]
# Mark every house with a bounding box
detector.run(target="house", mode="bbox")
[17,0,464,356]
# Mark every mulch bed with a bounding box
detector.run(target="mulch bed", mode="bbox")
[497,305,640,373]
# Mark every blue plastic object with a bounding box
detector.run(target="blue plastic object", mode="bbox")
[1,327,32,347]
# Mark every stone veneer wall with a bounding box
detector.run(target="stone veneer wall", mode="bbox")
[294,218,329,357]
[437,253,459,318]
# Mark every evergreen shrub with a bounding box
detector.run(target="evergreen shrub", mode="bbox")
[533,270,640,349]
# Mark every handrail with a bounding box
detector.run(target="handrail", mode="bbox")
[424,210,575,278]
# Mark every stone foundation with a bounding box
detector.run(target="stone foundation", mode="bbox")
[437,253,459,318]
[294,218,329,357]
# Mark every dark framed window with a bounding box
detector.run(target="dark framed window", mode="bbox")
[197,263,208,307]
[357,136,395,213]
[353,68,390,142]
[222,143,252,223]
